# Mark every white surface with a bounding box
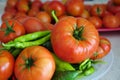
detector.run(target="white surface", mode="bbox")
[99,31,120,80]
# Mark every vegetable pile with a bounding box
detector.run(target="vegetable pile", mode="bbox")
[0,0,112,80]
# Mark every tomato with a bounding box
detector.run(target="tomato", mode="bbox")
[1,12,14,22]
[46,1,65,17]
[51,16,99,63]
[115,11,120,23]
[14,46,55,80]
[23,17,46,33]
[88,16,103,29]
[31,0,42,10]
[91,36,111,60]
[80,9,90,19]
[65,0,84,17]
[90,4,105,17]
[36,11,52,23]
[15,15,29,24]
[107,1,120,14]
[28,8,39,17]
[0,50,15,80]
[103,14,120,28]
[0,19,26,43]
[16,0,29,13]
[6,0,17,8]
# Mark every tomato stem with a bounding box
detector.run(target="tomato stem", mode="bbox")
[5,21,15,36]
[51,10,59,23]
[25,57,34,69]
[97,7,101,15]
[73,26,84,40]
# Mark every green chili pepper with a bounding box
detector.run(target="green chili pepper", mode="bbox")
[2,34,51,49]
[14,30,51,42]
[51,53,75,71]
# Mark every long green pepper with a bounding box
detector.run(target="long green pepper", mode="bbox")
[2,34,51,49]
[14,30,51,42]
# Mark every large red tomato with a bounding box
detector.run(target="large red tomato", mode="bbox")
[0,19,26,43]
[91,36,111,60]
[51,16,99,63]
[14,46,55,80]
[0,50,15,80]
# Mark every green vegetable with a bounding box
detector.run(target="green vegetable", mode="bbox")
[51,53,75,71]
[2,34,51,49]
[83,66,95,76]
[52,70,82,80]
[14,30,50,42]
[11,48,23,58]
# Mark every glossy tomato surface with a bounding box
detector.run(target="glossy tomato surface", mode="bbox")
[88,16,103,29]
[23,17,46,33]
[103,14,120,28]
[14,46,55,80]
[91,36,111,60]
[65,0,84,17]
[51,16,99,63]
[0,19,25,43]
[0,50,15,80]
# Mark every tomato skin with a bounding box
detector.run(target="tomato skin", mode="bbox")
[107,1,120,14]
[0,19,26,43]
[103,14,120,28]
[0,50,15,80]
[91,36,111,60]
[14,46,55,80]
[65,0,84,17]
[51,17,99,63]
[23,17,46,33]
[36,11,52,23]
[90,4,105,17]
[45,1,65,17]
[88,16,103,29]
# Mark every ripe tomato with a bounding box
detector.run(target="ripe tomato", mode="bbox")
[23,17,46,33]
[90,4,105,17]
[0,19,26,43]
[103,14,120,28]
[0,50,15,80]
[88,16,103,29]
[36,11,52,23]
[51,16,99,63]
[16,0,29,13]
[14,46,55,80]
[107,1,120,14]
[1,12,14,22]
[45,1,65,17]
[80,9,90,19]
[91,36,111,60]
[65,0,84,17]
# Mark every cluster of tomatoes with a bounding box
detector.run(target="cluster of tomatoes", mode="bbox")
[0,0,112,80]
[2,0,120,29]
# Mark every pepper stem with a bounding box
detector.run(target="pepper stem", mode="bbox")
[51,10,59,23]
